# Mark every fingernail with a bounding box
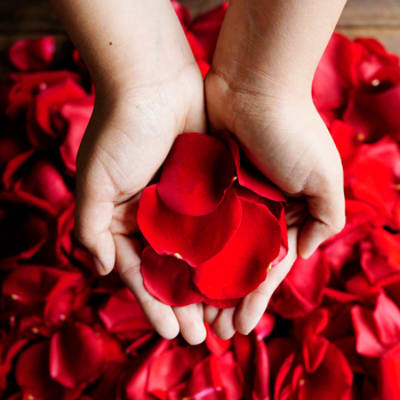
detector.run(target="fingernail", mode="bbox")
[93,256,107,275]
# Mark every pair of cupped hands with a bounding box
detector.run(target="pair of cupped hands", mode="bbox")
[74,5,345,345]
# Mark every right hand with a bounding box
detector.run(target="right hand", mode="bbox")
[75,63,207,344]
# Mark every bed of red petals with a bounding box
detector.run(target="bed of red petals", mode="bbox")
[1,2,400,400]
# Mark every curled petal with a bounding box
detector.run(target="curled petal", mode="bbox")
[194,197,282,299]
[227,135,285,202]
[138,185,242,265]
[50,321,103,388]
[9,37,55,71]
[141,246,205,306]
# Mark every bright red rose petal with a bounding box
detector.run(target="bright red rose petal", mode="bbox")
[141,246,204,306]
[227,135,285,202]
[157,132,235,216]
[194,197,282,299]
[138,185,242,265]
[59,95,94,173]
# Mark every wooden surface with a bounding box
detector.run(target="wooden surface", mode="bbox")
[0,0,399,53]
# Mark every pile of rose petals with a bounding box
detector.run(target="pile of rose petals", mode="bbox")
[1,1,400,399]
[138,132,288,307]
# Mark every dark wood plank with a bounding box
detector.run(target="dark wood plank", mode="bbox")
[337,27,400,54]
[339,0,400,27]
[0,0,62,34]
[1,0,400,33]
[0,0,399,54]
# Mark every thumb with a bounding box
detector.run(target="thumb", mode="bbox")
[75,171,116,275]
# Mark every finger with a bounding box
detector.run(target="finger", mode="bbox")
[204,305,219,325]
[285,200,307,227]
[298,186,345,259]
[235,227,298,335]
[75,166,116,275]
[212,307,236,340]
[173,303,207,345]
[114,234,179,339]
[110,193,141,235]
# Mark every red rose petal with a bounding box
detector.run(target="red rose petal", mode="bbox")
[193,196,282,299]
[157,132,235,216]
[343,84,400,141]
[141,246,205,306]
[34,78,87,136]
[6,71,81,118]
[380,344,400,400]
[270,250,330,318]
[138,185,242,265]
[189,4,228,63]
[2,265,68,304]
[312,33,361,111]
[205,324,232,356]
[16,342,64,400]
[301,343,353,400]
[227,135,285,202]
[351,305,386,357]
[49,321,103,388]
[59,95,94,173]
[98,288,153,336]
[184,354,243,400]
[147,346,205,399]
[9,37,56,71]
[15,159,73,211]
[203,296,240,309]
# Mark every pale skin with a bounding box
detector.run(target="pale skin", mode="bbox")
[50,0,346,343]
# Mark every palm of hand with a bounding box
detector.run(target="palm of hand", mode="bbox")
[75,66,209,344]
[201,71,344,338]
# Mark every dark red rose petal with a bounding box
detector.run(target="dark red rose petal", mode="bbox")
[2,265,67,304]
[98,288,152,335]
[193,196,282,299]
[184,354,244,400]
[141,246,204,306]
[33,78,87,137]
[16,342,64,400]
[300,343,353,400]
[203,296,240,309]
[6,71,81,118]
[380,344,400,400]
[147,346,205,399]
[49,321,103,388]
[138,185,242,265]
[9,37,56,72]
[157,132,235,216]
[343,84,400,141]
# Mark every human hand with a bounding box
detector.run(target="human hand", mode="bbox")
[202,0,345,338]
[204,72,345,338]
[49,0,210,344]
[75,66,208,344]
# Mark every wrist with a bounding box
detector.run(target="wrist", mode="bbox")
[212,0,345,97]
[55,0,198,98]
